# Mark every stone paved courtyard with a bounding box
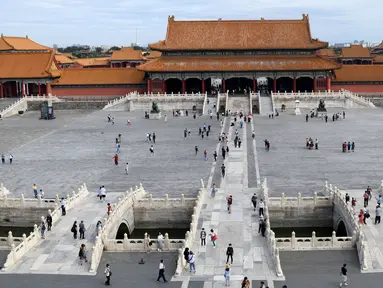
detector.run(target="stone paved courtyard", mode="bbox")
[0,110,220,197]
[254,108,383,196]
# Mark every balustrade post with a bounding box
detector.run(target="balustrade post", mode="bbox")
[164,194,169,208]
[22,233,27,252]
[0,183,4,195]
[149,194,153,207]
[123,233,129,250]
[140,183,145,194]
[313,192,318,205]
[200,179,205,189]
[275,248,283,276]
[331,231,336,248]
[291,231,296,249]
[135,185,139,192]
[297,193,302,207]
[329,184,333,193]
[3,194,8,206]
[362,242,368,270]
[20,194,25,207]
[38,195,42,207]
[351,230,357,247]
[185,231,190,248]
[7,231,14,246]
[55,194,60,204]
[329,191,334,205]
[311,231,316,248]
[164,233,170,250]
[181,194,185,207]
[281,193,286,207]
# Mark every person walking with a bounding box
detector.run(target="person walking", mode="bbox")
[105,264,112,285]
[315,139,318,150]
[125,162,129,175]
[33,184,38,199]
[222,146,226,160]
[238,138,242,148]
[210,229,217,247]
[340,263,348,287]
[46,212,52,231]
[78,244,88,265]
[213,151,217,161]
[227,195,233,214]
[100,186,106,201]
[113,154,118,165]
[351,142,355,152]
[40,220,46,239]
[195,146,199,156]
[157,259,167,282]
[71,221,78,239]
[60,197,67,215]
[188,251,196,273]
[153,132,156,143]
[224,264,231,287]
[358,209,365,225]
[200,228,206,246]
[1,153,4,164]
[116,143,120,154]
[150,145,154,155]
[107,203,112,216]
[221,164,226,178]
[211,183,217,198]
[241,277,250,288]
[375,205,381,224]
[9,153,13,164]
[226,146,229,156]
[204,150,208,161]
[79,220,86,239]
[226,243,234,264]
[363,191,369,206]
[259,199,265,216]
[251,193,257,211]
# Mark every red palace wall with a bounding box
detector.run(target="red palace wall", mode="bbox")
[332,84,383,94]
[52,86,146,96]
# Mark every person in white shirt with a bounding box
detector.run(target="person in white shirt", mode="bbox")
[188,251,196,273]
[39,189,44,199]
[60,198,66,215]
[259,200,265,216]
[125,163,129,175]
[100,186,106,201]
[9,154,13,164]
[157,259,167,282]
[104,264,112,285]
[157,232,164,251]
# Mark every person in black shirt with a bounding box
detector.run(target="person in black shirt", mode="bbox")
[226,244,234,264]
[340,263,348,287]
[200,228,206,246]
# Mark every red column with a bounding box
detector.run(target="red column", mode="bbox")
[326,76,331,91]
[222,78,226,93]
[162,79,166,93]
[0,83,3,98]
[273,77,277,93]
[313,77,317,92]
[38,84,41,96]
[147,78,152,94]
[201,78,205,93]
[21,82,25,97]
[182,78,186,94]
[253,78,257,92]
[293,77,297,92]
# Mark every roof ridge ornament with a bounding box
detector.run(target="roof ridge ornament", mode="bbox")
[168,15,175,22]
[302,14,309,21]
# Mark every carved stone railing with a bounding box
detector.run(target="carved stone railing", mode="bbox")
[135,195,195,209]
[103,92,137,110]
[104,233,184,252]
[260,178,283,277]
[216,92,221,113]
[23,95,59,101]
[202,92,208,115]
[0,98,26,118]
[225,91,229,113]
[341,89,375,108]
[276,231,354,251]
[327,181,371,271]
[270,91,276,114]
[89,184,146,273]
[268,193,331,208]
[1,183,88,271]
[175,179,206,276]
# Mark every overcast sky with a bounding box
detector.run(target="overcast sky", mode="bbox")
[0,0,381,47]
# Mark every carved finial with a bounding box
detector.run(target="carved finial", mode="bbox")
[168,15,175,21]
[261,17,264,20]
[26,35,28,39]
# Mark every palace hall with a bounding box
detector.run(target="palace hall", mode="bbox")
[137,15,338,94]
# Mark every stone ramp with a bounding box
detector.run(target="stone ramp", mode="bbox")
[227,96,249,115]
[259,95,273,116]
[177,117,280,285]
[204,96,217,115]
[3,192,122,275]
[344,189,383,273]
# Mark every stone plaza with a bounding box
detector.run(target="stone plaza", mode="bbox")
[1,99,383,287]
[254,108,383,196]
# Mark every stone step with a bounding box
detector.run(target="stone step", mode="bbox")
[253,247,262,262]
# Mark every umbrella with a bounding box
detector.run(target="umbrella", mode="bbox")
[248,115,253,118]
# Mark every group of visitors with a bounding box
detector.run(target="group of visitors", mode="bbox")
[342,141,355,153]
[32,183,45,199]
[1,153,13,164]
[305,138,319,150]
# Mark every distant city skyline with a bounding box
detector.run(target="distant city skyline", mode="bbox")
[0,0,381,47]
